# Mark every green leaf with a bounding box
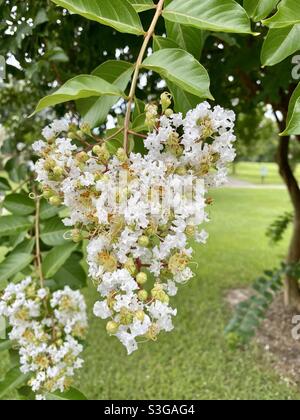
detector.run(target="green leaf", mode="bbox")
[46,387,88,400]
[43,242,78,278]
[0,216,31,238]
[167,81,200,114]
[0,340,12,352]
[77,61,133,128]
[13,239,35,254]
[0,178,10,191]
[3,194,35,216]
[132,113,148,133]
[39,199,61,220]
[165,21,207,58]
[40,216,70,246]
[53,253,87,290]
[263,0,300,28]
[0,252,34,287]
[127,0,154,12]
[280,83,300,135]
[163,0,253,34]
[32,75,126,115]
[133,98,145,120]
[0,367,30,399]
[50,0,144,35]
[142,48,213,99]
[153,35,180,52]
[243,0,279,21]
[261,24,300,66]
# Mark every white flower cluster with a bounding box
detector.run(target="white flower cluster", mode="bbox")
[33,101,236,355]
[0,277,88,399]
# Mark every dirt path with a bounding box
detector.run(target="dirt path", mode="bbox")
[225,177,286,189]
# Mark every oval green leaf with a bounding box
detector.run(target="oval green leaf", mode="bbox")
[51,0,144,35]
[0,216,32,238]
[263,0,300,28]
[243,0,279,22]
[77,61,133,128]
[280,83,300,135]
[142,48,213,99]
[3,194,35,216]
[32,75,126,115]
[163,0,254,34]
[127,0,155,12]
[261,24,300,66]
[43,242,78,278]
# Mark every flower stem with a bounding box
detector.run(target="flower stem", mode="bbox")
[123,0,165,153]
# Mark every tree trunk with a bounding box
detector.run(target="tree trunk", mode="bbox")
[276,117,300,310]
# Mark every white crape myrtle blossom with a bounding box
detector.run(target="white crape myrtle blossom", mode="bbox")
[33,100,236,355]
[0,277,88,399]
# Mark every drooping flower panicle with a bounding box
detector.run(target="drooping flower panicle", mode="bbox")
[32,101,236,355]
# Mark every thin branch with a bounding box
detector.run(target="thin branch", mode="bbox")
[123,0,165,153]
[34,194,45,289]
[128,130,147,139]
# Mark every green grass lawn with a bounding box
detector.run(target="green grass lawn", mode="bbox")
[1,188,299,400]
[231,161,300,185]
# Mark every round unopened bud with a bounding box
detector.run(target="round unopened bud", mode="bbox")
[160,92,172,112]
[116,148,128,163]
[106,321,119,335]
[44,158,56,171]
[80,122,91,135]
[56,339,63,347]
[176,166,187,176]
[53,166,64,178]
[135,310,145,322]
[138,235,149,247]
[120,309,133,326]
[49,196,62,207]
[92,145,102,156]
[164,108,174,117]
[138,290,148,302]
[43,188,54,199]
[136,272,148,285]
[76,151,89,163]
[71,229,82,243]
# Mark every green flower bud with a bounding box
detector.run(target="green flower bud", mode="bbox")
[135,310,145,322]
[80,122,91,135]
[175,166,187,176]
[138,290,148,302]
[160,92,172,112]
[124,258,137,276]
[43,188,54,199]
[136,272,148,285]
[44,158,56,171]
[106,321,119,335]
[138,235,149,247]
[120,309,133,326]
[92,145,102,156]
[76,151,89,163]
[49,196,62,207]
[116,148,128,163]
[53,166,64,178]
[71,229,82,243]
[164,108,174,117]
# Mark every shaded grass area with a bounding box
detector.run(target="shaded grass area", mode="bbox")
[1,188,300,400]
[232,162,300,185]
